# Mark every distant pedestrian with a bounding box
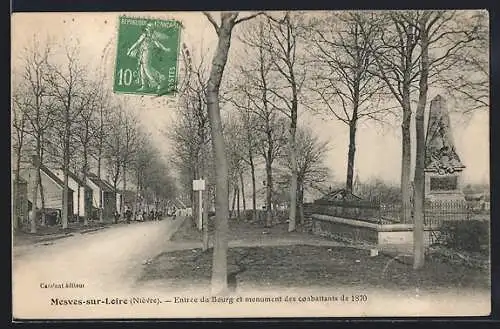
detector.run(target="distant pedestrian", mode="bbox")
[113,210,120,224]
[125,205,132,224]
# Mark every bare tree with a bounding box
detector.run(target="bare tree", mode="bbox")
[223,116,246,219]
[11,84,29,231]
[366,11,422,224]
[413,10,487,269]
[131,133,152,215]
[278,126,331,223]
[45,43,89,229]
[120,108,140,213]
[104,106,127,206]
[228,19,290,227]
[169,42,213,248]
[90,82,113,222]
[74,81,100,225]
[308,12,392,193]
[202,10,263,294]
[132,133,177,216]
[365,10,488,267]
[17,37,55,233]
[260,12,309,232]
[239,104,260,222]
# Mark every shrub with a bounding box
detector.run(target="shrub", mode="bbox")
[440,220,489,254]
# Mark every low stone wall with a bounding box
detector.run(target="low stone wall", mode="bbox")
[311,214,378,244]
[310,214,439,247]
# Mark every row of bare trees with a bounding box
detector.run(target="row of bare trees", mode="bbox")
[12,36,177,233]
[170,36,332,229]
[186,10,488,293]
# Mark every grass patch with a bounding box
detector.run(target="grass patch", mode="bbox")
[171,216,310,243]
[139,245,489,291]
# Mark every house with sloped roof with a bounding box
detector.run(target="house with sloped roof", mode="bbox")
[87,173,116,221]
[51,168,93,220]
[18,164,74,218]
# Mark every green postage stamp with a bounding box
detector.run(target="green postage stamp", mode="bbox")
[114,16,181,96]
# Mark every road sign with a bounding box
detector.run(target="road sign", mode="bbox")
[193,179,206,191]
[114,16,182,96]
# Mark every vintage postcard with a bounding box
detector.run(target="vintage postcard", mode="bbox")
[11,10,490,319]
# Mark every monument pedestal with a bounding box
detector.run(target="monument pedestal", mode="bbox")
[424,170,465,203]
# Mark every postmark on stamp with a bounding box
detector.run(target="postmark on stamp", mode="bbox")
[114,16,181,96]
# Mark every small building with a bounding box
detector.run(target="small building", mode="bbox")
[52,169,93,220]
[19,164,74,219]
[320,188,363,202]
[87,173,116,221]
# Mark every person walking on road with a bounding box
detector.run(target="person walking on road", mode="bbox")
[125,205,132,224]
[113,210,120,224]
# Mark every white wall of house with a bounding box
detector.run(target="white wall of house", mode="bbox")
[18,166,68,210]
[87,179,102,209]
[116,192,122,212]
[52,170,88,217]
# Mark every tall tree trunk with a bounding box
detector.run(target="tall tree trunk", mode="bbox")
[113,166,120,222]
[13,181,19,232]
[77,185,81,220]
[62,108,70,229]
[135,170,141,218]
[236,183,240,218]
[203,184,209,249]
[249,152,257,222]
[62,169,69,229]
[297,181,305,225]
[82,146,88,226]
[288,125,298,232]
[38,170,46,226]
[122,164,127,213]
[192,167,198,227]
[413,18,430,270]
[30,154,41,233]
[401,97,412,224]
[97,139,104,222]
[346,115,358,193]
[201,148,209,251]
[206,15,234,294]
[14,142,23,231]
[265,159,273,228]
[230,185,237,218]
[240,170,246,213]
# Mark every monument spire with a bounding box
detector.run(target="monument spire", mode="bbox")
[425,95,465,174]
[424,95,466,202]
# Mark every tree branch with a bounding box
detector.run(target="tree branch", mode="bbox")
[234,12,265,25]
[203,12,220,35]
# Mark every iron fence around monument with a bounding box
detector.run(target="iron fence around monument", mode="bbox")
[308,199,489,226]
[310,199,382,224]
[424,200,489,225]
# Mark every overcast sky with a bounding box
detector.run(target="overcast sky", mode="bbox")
[11,11,490,186]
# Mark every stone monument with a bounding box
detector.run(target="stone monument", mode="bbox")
[424,95,466,202]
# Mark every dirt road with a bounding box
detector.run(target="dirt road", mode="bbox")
[12,218,184,318]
